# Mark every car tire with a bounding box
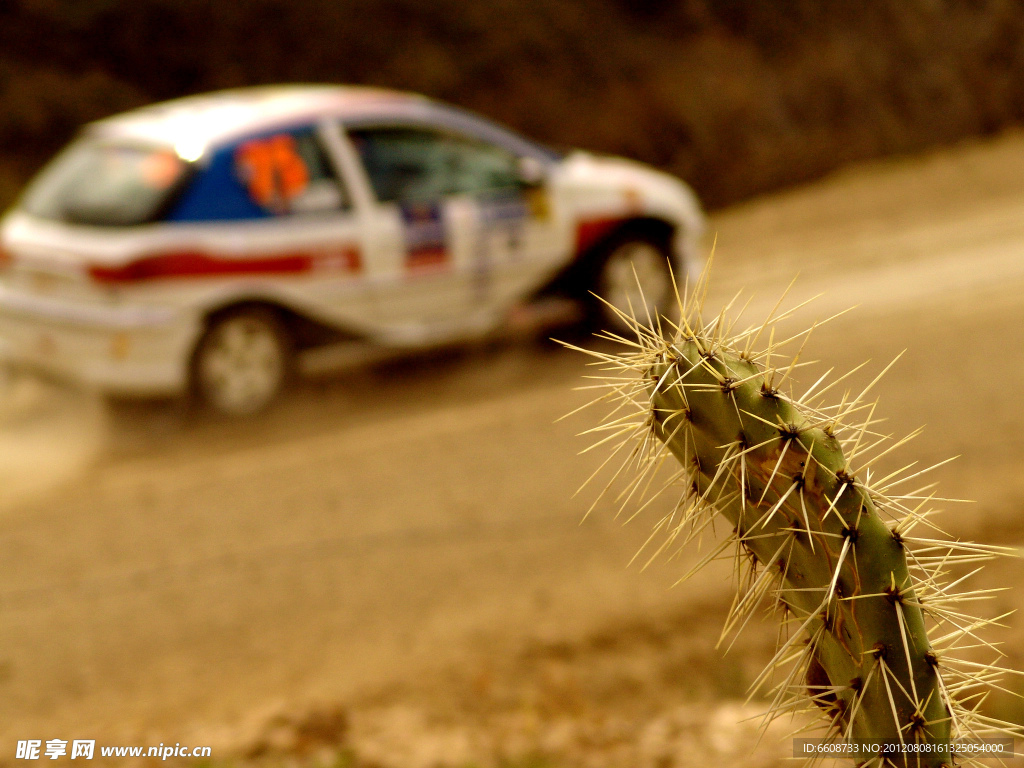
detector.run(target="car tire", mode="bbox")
[191,308,292,416]
[591,233,678,334]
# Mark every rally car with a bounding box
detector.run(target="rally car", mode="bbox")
[0,85,704,415]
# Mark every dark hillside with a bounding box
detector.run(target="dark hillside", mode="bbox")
[2,0,1024,207]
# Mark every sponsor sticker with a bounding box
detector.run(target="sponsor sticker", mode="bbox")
[401,202,448,271]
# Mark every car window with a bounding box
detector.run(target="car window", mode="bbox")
[166,126,350,222]
[347,126,521,204]
[20,140,189,226]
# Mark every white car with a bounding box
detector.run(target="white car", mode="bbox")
[0,85,704,414]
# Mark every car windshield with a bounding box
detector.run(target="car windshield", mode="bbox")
[20,138,188,226]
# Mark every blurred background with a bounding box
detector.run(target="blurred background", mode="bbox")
[5,0,1024,209]
[2,1,1024,767]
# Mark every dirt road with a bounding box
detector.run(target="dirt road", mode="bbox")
[3,132,1024,767]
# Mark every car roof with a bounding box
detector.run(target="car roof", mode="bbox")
[87,84,425,149]
[85,84,560,163]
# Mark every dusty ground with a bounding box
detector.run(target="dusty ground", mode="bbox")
[3,131,1024,767]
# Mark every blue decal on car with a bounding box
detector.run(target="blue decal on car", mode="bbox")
[166,144,271,222]
[401,202,447,270]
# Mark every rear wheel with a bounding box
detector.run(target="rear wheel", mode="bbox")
[192,308,291,416]
[593,234,677,333]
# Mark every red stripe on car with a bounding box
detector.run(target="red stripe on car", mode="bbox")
[88,247,361,283]
[575,217,625,255]
[405,246,448,272]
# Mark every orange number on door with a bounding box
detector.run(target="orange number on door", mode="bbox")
[236,134,310,211]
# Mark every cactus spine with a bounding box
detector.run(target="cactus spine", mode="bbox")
[568,270,1023,766]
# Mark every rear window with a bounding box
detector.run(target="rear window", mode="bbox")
[20,139,188,226]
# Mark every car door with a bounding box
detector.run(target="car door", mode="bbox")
[339,122,565,339]
[442,131,566,311]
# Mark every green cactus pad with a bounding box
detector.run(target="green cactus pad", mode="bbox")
[567,274,1023,767]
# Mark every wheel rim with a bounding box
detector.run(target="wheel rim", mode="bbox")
[599,241,673,327]
[198,316,286,415]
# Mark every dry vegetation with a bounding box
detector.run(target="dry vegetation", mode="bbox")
[3,0,1024,207]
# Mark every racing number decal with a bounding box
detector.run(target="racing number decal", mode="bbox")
[235,134,309,212]
[401,202,448,271]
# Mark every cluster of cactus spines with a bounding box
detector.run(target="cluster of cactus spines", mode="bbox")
[564,265,1023,766]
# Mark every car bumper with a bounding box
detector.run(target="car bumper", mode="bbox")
[0,285,198,396]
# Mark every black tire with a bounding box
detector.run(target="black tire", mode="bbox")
[191,307,292,416]
[590,232,678,334]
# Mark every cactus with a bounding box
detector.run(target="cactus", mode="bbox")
[566,267,1023,766]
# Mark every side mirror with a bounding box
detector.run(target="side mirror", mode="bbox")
[516,156,546,188]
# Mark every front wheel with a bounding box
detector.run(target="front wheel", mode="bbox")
[593,235,677,333]
[191,308,291,416]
